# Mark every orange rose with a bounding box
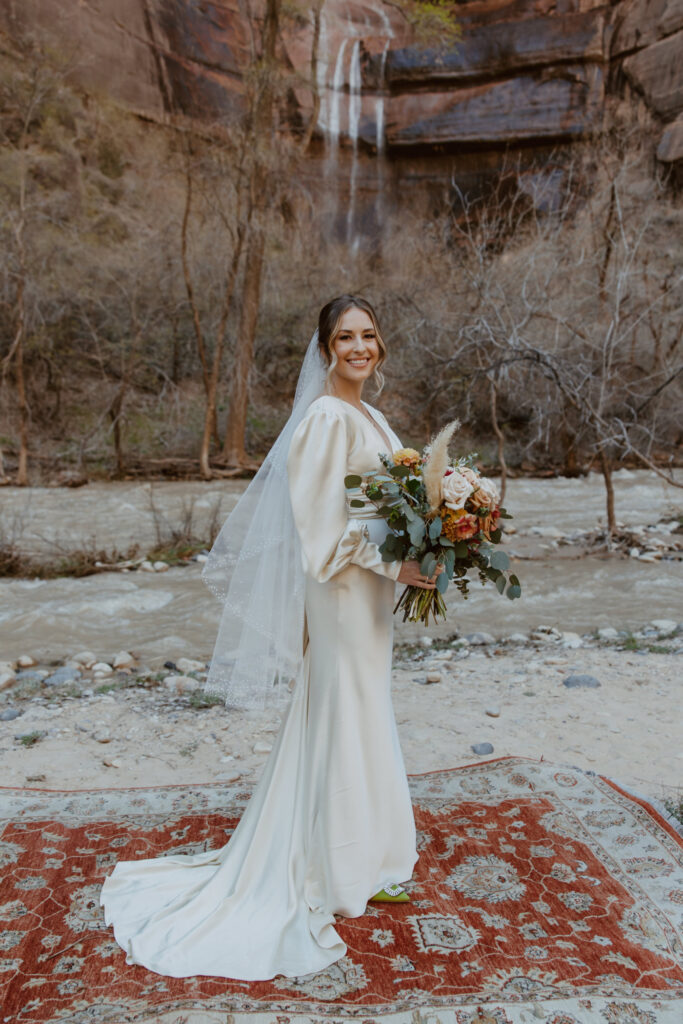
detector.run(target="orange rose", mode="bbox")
[392,447,421,470]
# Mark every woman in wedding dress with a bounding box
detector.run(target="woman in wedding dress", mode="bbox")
[99,295,443,981]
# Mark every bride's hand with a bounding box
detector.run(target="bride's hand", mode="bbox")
[397,559,445,589]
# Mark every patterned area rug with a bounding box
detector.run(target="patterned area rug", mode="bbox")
[1,756,682,1024]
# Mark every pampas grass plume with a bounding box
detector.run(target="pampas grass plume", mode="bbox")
[424,419,461,510]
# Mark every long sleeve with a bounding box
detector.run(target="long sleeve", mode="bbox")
[286,403,402,584]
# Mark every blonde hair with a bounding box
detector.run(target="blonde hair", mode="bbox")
[317,294,387,396]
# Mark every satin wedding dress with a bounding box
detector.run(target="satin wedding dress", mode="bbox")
[99,394,418,980]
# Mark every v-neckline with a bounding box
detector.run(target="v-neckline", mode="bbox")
[327,395,396,454]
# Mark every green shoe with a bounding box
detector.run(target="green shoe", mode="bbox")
[369,883,410,903]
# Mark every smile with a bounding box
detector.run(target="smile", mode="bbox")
[347,357,371,367]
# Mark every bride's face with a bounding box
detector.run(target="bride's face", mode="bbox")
[330,308,379,384]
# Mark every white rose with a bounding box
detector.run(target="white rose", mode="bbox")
[441,471,474,511]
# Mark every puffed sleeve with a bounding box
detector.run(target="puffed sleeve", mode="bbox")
[286,403,402,583]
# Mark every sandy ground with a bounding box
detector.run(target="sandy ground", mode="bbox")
[1,638,681,809]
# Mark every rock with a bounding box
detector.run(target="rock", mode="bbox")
[140,560,156,571]
[45,666,81,687]
[163,674,202,695]
[0,672,17,691]
[561,632,583,649]
[195,553,208,563]
[650,619,678,635]
[102,758,120,768]
[164,660,178,671]
[466,632,495,646]
[420,637,433,647]
[657,114,683,163]
[506,633,528,644]
[93,731,112,743]
[253,740,273,754]
[82,688,94,698]
[26,773,47,782]
[113,651,136,669]
[471,742,494,756]
[176,657,206,674]
[622,31,683,120]
[563,674,601,689]
[0,708,22,721]
[72,651,98,668]
[485,707,500,718]
[0,661,16,674]
[91,662,113,675]
[17,654,37,668]
[597,627,618,641]
[153,560,169,572]
[425,672,442,683]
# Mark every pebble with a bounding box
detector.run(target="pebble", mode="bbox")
[563,674,601,689]
[466,632,495,646]
[253,740,273,754]
[72,651,98,668]
[17,654,37,668]
[506,633,528,644]
[176,657,206,674]
[0,708,22,721]
[140,560,156,572]
[650,619,678,635]
[485,707,500,718]
[598,627,619,640]
[0,672,17,691]
[163,675,202,695]
[153,561,169,572]
[0,661,15,674]
[113,651,136,669]
[425,672,442,684]
[471,742,494,755]
[93,731,112,743]
[102,758,120,768]
[420,637,433,647]
[561,632,583,649]
[45,667,81,687]
[92,662,113,676]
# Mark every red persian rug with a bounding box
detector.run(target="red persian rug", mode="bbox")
[1,756,682,1024]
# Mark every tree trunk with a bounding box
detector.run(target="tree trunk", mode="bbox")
[200,223,245,478]
[222,224,265,465]
[598,446,616,537]
[221,0,279,466]
[489,376,507,504]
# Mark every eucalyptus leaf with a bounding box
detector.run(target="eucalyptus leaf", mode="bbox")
[490,550,510,571]
[436,570,449,594]
[344,474,363,488]
[495,574,506,594]
[349,499,365,508]
[506,583,522,600]
[408,518,426,546]
[428,517,442,541]
[454,541,469,559]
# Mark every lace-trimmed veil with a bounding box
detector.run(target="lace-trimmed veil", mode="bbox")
[200,329,327,710]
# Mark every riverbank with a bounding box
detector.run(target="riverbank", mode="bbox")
[1,622,681,812]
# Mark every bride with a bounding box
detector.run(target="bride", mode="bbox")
[99,294,443,980]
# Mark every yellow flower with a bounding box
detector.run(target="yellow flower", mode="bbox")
[392,447,421,470]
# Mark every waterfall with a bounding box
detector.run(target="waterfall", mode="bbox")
[347,38,361,247]
[316,11,329,136]
[375,40,390,156]
[328,37,348,143]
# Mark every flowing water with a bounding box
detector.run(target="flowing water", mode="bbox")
[1,470,680,663]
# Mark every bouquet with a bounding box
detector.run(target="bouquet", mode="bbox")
[345,420,521,625]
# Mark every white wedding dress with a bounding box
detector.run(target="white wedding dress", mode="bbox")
[99,394,418,980]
